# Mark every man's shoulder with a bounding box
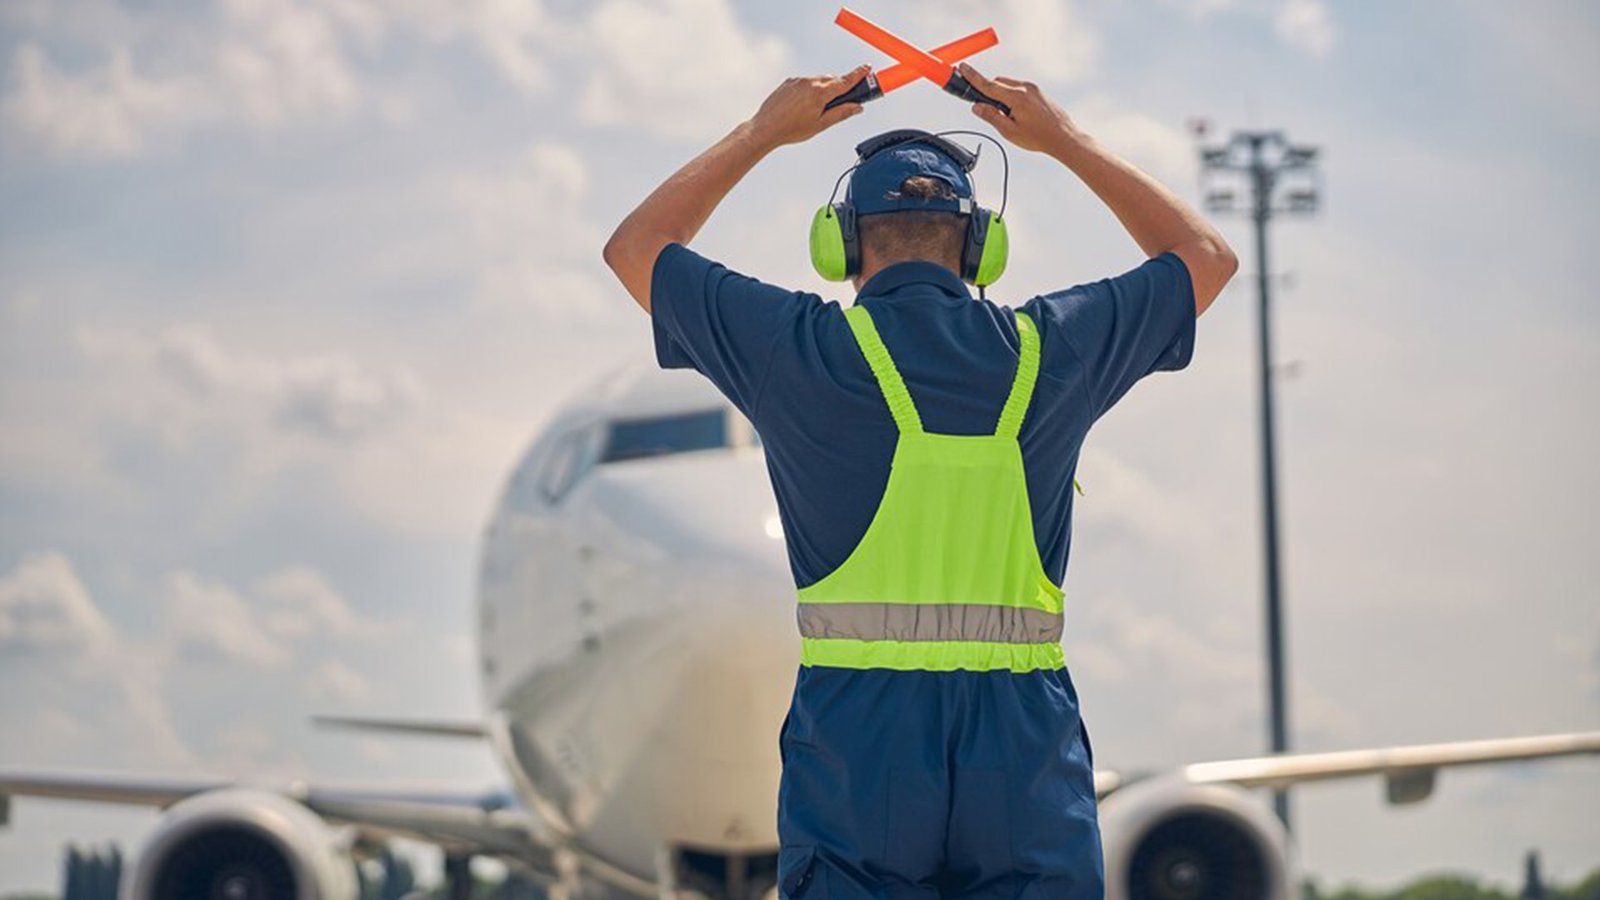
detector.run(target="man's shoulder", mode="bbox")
[1012,254,1188,306]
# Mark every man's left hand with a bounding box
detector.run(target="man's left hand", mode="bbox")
[748,65,870,148]
[603,66,868,311]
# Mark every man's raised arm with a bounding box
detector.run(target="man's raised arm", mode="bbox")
[602,66,868,312]
[957,63,1238,315]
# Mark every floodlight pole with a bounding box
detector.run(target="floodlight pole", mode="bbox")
[1198,130,1321,831]
[1249,137,1291,831]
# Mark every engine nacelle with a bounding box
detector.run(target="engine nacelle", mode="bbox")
[1099,778,1296,900]
[123,788,357,900]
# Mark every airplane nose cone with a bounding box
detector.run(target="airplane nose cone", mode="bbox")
[580,448,797,603]
[526,451,801,856]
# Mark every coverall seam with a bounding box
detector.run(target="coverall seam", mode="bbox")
[1045,320,1104,418]
[743,306,790,421]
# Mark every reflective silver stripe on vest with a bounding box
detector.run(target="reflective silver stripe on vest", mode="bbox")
[796,603,1063,644]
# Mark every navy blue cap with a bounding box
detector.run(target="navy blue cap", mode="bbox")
[847,132,975,217]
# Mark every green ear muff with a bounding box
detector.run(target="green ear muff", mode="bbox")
[816,129,1012,288]
[809,205,849,282]
[973,212,1008,287]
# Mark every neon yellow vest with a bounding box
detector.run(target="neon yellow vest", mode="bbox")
[796,304,1065,673]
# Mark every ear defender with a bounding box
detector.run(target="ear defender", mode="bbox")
[961,209,1009,287]
[816,203,1008,286]
[814,130,1011,287]
[974,211,1008,286]
[810,202,859,282]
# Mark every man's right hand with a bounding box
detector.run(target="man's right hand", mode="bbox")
[747,66,870,149]
[603,66,870,313]
[956,62,1079,154]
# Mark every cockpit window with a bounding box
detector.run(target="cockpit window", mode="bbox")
[537,426,598,503]
[602,409,728,463]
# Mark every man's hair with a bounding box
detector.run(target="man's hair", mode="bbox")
[858,176,967,271]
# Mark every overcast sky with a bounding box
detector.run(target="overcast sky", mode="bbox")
[2,0,1597,894]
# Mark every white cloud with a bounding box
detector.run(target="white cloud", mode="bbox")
[5,285,569,545]
[2,0,366,159]
[0,551,454,792]
[342,0,556,92]
[213,0,362,128]
[164,565,391,668]
[303,659,372,704]
[81,324,420,444]
[1072,595,1362,759]
[1165,0,1238,16]
[456,143,588,246]
[578,0,790,139]
[167,571,292,668]
[452,142,613,316]
[3,2,1597,890]
[0,551,413,778]
[996,0,1097,84]
[2,0,793,156]
[3,43,201,158]
[257,565,365,639]
[209,721,283,768]
[380,0,792,139]
[1591,639,1600,701]
[465,1,551,93]
[418,0,555,93]
[0,551,113,651]
[923,0,1097,84]
[1275,0,1337,59]
[1071,96,1196,184]
[0,553,192,769]
[272,356,421,441]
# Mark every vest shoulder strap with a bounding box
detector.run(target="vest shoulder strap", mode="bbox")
[844,305,923,434]
[995,310,1040,439]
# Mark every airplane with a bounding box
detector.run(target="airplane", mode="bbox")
[3,364,1598,900]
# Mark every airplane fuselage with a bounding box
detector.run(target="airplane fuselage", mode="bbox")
[477,369,796,887]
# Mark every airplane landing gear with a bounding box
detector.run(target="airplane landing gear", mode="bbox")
[655,844,778,900]
[546,846,585,900]
[443,853,473,900]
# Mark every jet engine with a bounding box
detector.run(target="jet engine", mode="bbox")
[123,789,357,900]
[1100,778,1296,900]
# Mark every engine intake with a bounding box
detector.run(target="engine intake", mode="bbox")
[125,789,356,900]
[151,824,298,899]
[1100,779,1295,900]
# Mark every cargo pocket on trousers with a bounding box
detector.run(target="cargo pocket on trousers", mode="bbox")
[778,844,818,898]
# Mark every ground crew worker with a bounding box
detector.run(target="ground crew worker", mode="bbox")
[603,61,1237,899]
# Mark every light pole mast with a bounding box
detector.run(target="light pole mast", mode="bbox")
[1196,128,1321,830]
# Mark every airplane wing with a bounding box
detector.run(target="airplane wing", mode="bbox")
[0,771,228,811]
[310,716,488,739]
[1094,729,1600,803]
[300,791,544,861]
[0,769,547,864]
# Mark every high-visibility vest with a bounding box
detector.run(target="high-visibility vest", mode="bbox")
[796,305,1065,673]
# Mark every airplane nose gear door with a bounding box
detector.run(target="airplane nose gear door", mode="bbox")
[657,844,780,900]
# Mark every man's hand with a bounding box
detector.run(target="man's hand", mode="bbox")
[955,62,1079,153]
[748,65,870,148]
[953,61,1238,315]
[603,66,870,312]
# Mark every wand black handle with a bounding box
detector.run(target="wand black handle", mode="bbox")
[825,73,883,111]
[943,71,1011,117]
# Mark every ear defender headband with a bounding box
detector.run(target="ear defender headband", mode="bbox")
[810,128,1010,287]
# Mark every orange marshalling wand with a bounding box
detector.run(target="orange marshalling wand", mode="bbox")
[825,8,1010,114]
[877,28,998,93]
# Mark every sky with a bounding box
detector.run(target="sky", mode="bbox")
[1,0,1597,894]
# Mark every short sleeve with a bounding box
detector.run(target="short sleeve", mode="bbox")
[650,242,818,418]
[1024,251,1197,419]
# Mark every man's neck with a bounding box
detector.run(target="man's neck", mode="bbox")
[854,256,961,292]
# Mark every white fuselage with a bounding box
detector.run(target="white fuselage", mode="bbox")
[477,369,797,883]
